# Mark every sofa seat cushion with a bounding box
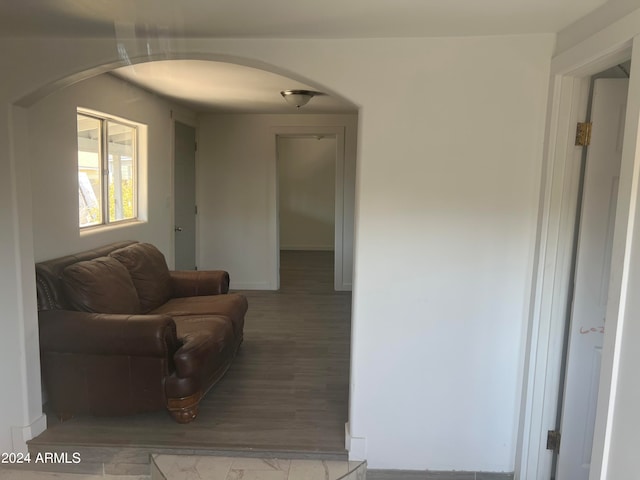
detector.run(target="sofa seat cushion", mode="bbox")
[151,294,247,337]
[110,243,172,312]
[62,256,141,314]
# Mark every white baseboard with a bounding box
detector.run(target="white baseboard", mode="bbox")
[345,422,367,461]
[345,422,350,451]
[229,281,272,290]
[280,246,334,251]
[11,413,47,453]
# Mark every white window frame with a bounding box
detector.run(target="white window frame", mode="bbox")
[77,108,140,229]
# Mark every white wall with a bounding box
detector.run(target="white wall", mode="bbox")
[0,105,45,453]
[278,136,336,251]
[0,34,553,471]
[28,73,196,264]
[555,0,640,55]
[345,37,552,471]
[197,113,356,290]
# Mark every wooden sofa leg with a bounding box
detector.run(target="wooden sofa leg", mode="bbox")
[167,392,202,424]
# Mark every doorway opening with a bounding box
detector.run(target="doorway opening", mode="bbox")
[517,41,639,480]
[277,134,337,294]
[270,125,352,292]
[21,57,358,459]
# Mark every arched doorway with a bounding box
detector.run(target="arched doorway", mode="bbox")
[11,52,360,458]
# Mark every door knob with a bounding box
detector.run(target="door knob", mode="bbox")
[175,226,183,232]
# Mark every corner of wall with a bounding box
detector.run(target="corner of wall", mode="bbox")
[11,414,47,453]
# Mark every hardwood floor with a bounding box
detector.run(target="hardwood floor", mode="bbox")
[31,251,351,456]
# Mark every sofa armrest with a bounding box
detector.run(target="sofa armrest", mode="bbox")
[170,270,230,297]
[172,334,217,378]
[38,310,178,358]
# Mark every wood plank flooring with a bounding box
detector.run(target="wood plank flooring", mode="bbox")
[31,251,351,455]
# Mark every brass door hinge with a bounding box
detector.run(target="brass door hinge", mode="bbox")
[547,430,561,453]
[575,122,592,146]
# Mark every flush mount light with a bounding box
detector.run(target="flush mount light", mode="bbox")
[280,89,323,108]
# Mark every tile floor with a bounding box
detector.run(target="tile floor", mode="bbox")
[0,459,513,480]
[151,455,364,480]
[0,456,366,480]
[0,471,146,480]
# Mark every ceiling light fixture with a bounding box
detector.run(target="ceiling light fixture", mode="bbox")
[280,89,322,108]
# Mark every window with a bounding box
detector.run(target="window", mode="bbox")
[77,111,138,228]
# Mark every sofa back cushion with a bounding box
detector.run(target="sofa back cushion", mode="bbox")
[109,243,172,312]
[35,240,137,311]
[62,256,141,314]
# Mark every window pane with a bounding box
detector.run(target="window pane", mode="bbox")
[107,121,136,222]
[77,114,102,227]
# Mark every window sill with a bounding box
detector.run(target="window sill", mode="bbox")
[80,219,146,236]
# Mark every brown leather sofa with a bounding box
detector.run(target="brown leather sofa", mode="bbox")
[35,241,247,423]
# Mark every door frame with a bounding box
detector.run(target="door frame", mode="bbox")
[555,77,629,480]
[170,111,199,270]
[269,125,348,291]
[516,26,640,480]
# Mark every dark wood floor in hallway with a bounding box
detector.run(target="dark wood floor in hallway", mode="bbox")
[32,250,352,455]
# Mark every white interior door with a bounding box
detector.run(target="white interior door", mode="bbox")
[174,121,197,270]
[556,78,629,480]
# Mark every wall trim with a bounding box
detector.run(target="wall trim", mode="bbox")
[367,470,513,480]
[516,74,591,480]
[11,414,46,453]
[280,246,334,251]
[230,281,271,290]
[345,422,366,461]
